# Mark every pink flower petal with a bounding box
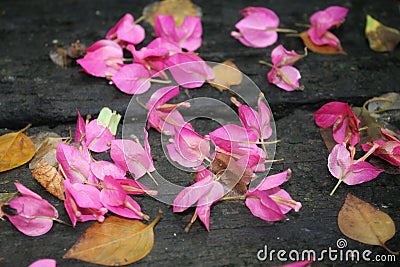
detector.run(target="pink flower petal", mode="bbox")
[84,119,114,152]
[196,181,224,231]
[271,44,303,66]
[165,52,214,88]
[77,42,123,78]
[74,110,86,143]
[344,161,384,185]
[314,101,348,128]
[111,63,151,95]
[104,196,143,219]
[90,160,126,181]
[328,143,351,179]
[100,176,127,206]
[110,139,155,179]
[268,65,301,91]
[28,259,57,267]
[255,170,290,191]
[173,176,214,212]
[245,189,285,222]
[106,13,145,45]
[176,16,202,51]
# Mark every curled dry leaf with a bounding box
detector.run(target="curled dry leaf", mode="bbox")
[63,210,163,266]
[208,60,243,92]
[31,161,65,200]
[319,128,336,152]
[29,133,63,170]
[352,106,382,143]
[338,194,399,255]
[49,40,86,67]
[143,0,202,27]
[365,15,400,52]
[298,31,346,55]
[0,125,35,172]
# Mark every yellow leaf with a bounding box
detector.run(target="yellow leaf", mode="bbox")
[209,60,243,92]
[63,210,163,266]
[298,31,346,55]
[143,0,202,27]
[0,125,35,172]
[338,194,399,255]
[365,15,400,52]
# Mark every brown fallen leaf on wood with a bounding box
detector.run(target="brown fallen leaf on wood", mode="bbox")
[143,0,202,26]
[63,210,163,266]
[298,31,346,55]
[210,152,253,196]
[31,161,65,200]
[319,128,336,152]
[208,60,243,92]
[0,125,35,172]
[338,194,399,255]
[365,15,400,52]
[29,132,62,170]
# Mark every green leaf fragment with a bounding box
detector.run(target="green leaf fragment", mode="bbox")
[97,107,121,136]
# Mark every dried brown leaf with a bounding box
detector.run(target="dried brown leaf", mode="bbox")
[209,60,243,92]
[0,125,35,172]
[298,31,346,55]
[210,152,252,196]
[338,194,399,255]
[319,128,336,152]
[63,210,162,266]
[365,15,400,52]
[143,0,201,27]
[31,161,65,200]
[29,133,62,170]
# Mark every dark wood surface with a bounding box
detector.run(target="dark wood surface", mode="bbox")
[0,0,399,266]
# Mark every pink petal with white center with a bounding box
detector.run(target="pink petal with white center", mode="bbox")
[28,259,57,267]
[90,160,126,181]
[176,16,202,51]
[77,43,123,78]
[110,139,155,179]
[111,63,151,95]
[343,161,384,185]
[271,44,302,66]
[84,119,114,153]
[100,176,127,206]
[173,176,214,212]
[165,53,214,88]
[328,143,351,178]
[245,189,285,222]
[268,65,301,91]
[74,110,86,143]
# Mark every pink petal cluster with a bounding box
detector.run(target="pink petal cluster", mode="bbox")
[245,169,302,222]
[3,183,58,236]
[307,6,348,49]
[57,110,157,226]
[154,15,202,51]
[231,7,280,48]
[361,128,400,167]
[77,12,211,95]
[267,45,304,91]
[314,101,360,146]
